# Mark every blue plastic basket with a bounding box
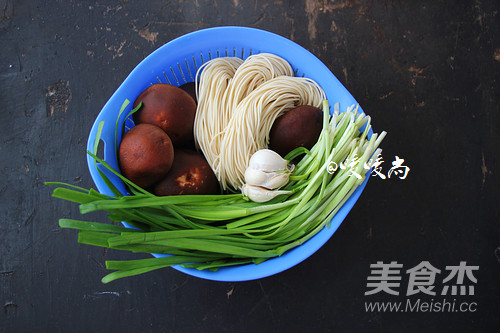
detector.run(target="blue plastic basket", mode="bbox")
[87,26,370,282]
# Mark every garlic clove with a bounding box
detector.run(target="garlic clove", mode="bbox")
[262,172,290,189]
[241,184,292,203]
[244,167,269,187]
[248,149,288,172]
[244,167,290,189]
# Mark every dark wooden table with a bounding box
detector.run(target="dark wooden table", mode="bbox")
[2,1,499,332]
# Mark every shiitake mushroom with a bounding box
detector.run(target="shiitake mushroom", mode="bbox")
[118,123,174,189]
[132,83,197,147]
[269,105,323,157]
[178,81,197,105]
[154,149,218,196]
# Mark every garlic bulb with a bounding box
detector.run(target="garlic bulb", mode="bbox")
[241,149,295,202]
[244,149,294,190]
[241,184,292,203]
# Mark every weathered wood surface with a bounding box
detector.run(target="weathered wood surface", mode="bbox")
[1,1,499,331]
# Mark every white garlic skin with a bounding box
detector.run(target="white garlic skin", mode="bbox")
[241,184,292,203]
